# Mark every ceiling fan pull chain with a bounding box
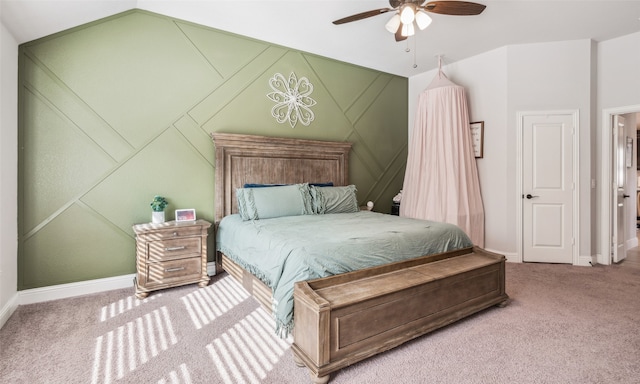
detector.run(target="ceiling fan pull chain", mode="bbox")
[413,37,418,68]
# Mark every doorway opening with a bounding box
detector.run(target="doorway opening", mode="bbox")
[600,105,640,265]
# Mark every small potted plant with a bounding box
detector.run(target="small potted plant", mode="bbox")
[150,195,168,224]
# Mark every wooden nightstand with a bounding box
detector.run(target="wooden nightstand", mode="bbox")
[133,219,211,299]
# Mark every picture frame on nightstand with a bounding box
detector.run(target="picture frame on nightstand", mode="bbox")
[175,208,196,222]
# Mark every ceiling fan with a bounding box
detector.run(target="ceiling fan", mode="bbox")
[332,1,486,42]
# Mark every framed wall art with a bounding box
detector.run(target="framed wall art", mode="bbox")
[470,121,484,158]
[626,136,633,168]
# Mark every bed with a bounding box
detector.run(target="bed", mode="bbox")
[211,133,508,383]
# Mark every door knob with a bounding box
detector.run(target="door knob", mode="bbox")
[525,194,539,199]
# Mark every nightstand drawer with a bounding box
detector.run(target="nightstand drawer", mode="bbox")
[146,257,202,287]
[139,226,205,240]
[148,237,202,261]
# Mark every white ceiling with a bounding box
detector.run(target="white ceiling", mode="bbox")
[2,0,640,77]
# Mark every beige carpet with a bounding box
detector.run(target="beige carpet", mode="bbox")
[2,262,640,384]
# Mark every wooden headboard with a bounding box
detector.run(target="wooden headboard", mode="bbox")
[211,133,352,224]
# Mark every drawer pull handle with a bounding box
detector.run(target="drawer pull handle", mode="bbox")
[165,246,186,251]
[165,267,185,273]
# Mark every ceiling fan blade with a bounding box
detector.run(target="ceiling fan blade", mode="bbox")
[422,1,486,16]
[395,24,408,42]
[332,8,393,25]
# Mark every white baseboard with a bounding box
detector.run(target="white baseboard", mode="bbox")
[577,254,597,267]
[207,262,217,276]
[484,247,597,267]
[18,262,218,306]
[483,247,519,263]
[19,273,137,305]
[0,293,19,329]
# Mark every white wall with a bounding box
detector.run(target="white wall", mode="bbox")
[409,39,595,261]
[0,20,19,328]
[507,39,594,260]
[597,32,640,110]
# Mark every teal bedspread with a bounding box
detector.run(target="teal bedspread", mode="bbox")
[216,211,473,337]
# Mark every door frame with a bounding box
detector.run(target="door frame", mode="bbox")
[516,110,580,265]
[600,104,640,265]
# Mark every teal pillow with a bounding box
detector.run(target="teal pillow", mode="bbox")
[236,183,313,220]
[310,185,359,214]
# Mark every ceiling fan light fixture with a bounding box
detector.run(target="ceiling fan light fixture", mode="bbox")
[385,14,401,33]
[331,1,487,42]
[400,5,416,24]
[401,22,415,37]
[415,10,432,30]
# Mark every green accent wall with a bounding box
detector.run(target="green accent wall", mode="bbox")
[17,10,408,290]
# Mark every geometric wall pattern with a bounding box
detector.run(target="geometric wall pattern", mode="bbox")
[17,10,408,290]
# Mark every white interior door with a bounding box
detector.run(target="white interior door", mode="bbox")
[612,115,627,263]
[522,113,574,264]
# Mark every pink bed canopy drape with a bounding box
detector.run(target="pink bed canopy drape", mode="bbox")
[399,69,485,247]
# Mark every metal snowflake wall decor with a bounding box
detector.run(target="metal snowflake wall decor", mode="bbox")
[267,72,316,128]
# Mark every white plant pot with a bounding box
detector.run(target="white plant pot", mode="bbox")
[152,211,165,224]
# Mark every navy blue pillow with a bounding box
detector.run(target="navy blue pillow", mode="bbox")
[243,183,286,188]
[243,182,333,188]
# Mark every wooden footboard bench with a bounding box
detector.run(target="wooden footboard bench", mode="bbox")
[291,246,508,384]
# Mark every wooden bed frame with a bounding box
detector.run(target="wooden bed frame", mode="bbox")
[212,132,352,312]
[211,133,508,384]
